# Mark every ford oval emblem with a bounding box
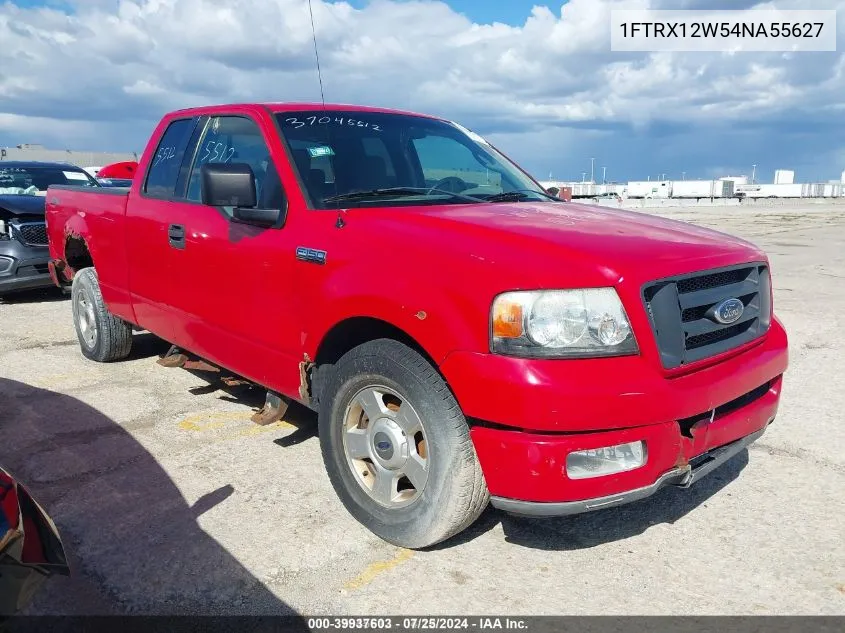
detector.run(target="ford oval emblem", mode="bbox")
[714,298,744,324]
[376,440,391,451]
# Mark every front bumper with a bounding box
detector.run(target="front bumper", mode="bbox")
[0,240,51,295]
[447,318,787,506]
[491,427,766,516]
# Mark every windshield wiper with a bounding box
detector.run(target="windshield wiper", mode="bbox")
[322,187,482,205]
[484,189,560,203]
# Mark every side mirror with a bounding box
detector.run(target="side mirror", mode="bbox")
[546,186,560,197]
[201,163,257,208]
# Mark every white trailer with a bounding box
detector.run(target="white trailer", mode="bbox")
[627,181,671,198]
[742,184,803,198]
[670,180,718,198]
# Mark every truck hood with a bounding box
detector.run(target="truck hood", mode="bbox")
[405,201,763,277]
[0,195,46,217]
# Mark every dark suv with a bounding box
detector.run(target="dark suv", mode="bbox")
[0,162,99,296]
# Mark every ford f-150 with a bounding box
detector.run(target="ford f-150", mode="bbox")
[45,103,789,548]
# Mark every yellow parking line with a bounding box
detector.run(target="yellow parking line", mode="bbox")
[33,373,77,389]
[344,548,415,590]
[178,411,297,442]
[178,411,253,432]
[228,420,296,438]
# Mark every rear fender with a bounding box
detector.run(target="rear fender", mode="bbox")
[58,213,95,279]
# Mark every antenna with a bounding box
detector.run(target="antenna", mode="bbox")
[307,0,326,106]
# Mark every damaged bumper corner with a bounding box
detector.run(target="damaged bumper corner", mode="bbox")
[490,426,767,517]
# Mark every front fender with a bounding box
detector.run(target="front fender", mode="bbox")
[304,281,484,365]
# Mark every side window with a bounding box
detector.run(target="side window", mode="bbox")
[144,118,195,198]
[186,116,285,210]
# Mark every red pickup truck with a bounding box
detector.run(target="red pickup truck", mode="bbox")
[45,103,788,548]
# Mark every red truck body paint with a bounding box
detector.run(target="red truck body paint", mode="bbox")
[45,103,788,510]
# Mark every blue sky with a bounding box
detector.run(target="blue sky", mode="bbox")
[16,0,556,23]
[1,0,844,184]
[344,0,553,24]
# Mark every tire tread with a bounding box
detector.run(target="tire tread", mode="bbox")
[72,267,133,362]
[322,338,488,548]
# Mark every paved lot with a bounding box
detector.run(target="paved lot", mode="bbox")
[2,202,844,616]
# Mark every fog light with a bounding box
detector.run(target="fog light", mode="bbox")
[0,256,14,274]
[566,441,647,480]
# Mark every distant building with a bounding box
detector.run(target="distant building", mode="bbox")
[0,144,138,169]
[841,169,845,184]
[774,169,795,185]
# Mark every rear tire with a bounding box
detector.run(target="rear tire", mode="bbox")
[71,267,133,362]
[318,339,488,549]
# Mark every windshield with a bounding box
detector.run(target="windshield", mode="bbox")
[0,166,99,195]
[275,111,551,208]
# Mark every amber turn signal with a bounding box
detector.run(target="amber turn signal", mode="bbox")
[492,300,523,339]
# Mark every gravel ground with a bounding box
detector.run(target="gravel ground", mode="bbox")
[1,202,844,616]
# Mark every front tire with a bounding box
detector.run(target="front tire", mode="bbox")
[71,267,133,362]
[318,339,488,548]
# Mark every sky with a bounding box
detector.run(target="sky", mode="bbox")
[1,0,844,184]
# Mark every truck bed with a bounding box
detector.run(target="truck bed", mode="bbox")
[45,184,132,318]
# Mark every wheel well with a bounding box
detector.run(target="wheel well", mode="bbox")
[315,317,435,368]
[65,235,93,273]
[310,317,440,410]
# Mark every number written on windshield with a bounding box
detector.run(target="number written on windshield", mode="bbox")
[284,116,381,132]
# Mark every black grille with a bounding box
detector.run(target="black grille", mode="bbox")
[676,268,749,294]
[686,319,755,349]
[17,222,48,246]
[642,263,772,369]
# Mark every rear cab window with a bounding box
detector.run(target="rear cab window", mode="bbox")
[144,118,197,198]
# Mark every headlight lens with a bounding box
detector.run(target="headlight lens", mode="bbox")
[491,288,638,358]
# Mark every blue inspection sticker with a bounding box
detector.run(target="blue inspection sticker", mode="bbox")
[308,146,335,158]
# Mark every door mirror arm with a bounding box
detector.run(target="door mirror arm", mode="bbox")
[232,206,286,228]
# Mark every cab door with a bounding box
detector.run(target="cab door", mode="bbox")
[125,116,202,341]
[161,111,302,393]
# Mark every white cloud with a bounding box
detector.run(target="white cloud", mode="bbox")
[0,0,843,178]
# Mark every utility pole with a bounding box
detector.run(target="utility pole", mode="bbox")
[602,166,607,184]
[751,164,757,184]
[590,158,595,184]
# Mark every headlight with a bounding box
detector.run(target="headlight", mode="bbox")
[491,288,638,358]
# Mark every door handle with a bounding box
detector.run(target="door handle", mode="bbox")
[168,224,185,249]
